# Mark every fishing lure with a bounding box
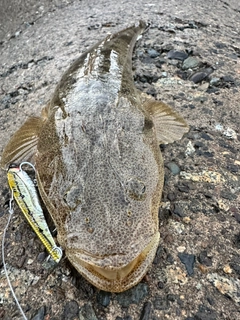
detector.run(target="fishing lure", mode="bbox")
[7,162,62,263]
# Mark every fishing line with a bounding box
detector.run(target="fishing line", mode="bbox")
[1,190,28,320]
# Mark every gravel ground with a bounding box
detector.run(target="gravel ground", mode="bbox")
[0,0,239,319]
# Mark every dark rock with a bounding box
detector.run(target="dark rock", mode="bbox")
[190,67,213,83]
[158,281,165,289]
[153,295,170,310]
[173,204,186,217]
[200,132,213,141]
[206,296,215,306]
[9,90,19,97]
[147,49,160,58]
[221,75,235,84]
[178,252,195,276]
[97,290,111,307]
[167,192,176,201]
[167,294,176,302]
[233,211,240,223]
[64,41,73,46]
[220,190,237,200]
[194,141,204,148]
[88,24,101,30]
[178,184,190,193]
[167,50,188,61]
[167,253,175,264]
[79,303,97,320]
[194,304,218,320]
[155,58,166,68]
[198,251,212,266]
[140,302,152,320]
[0,309,5,318]
[202,151,214,158]
[214,42,227,49]
[230,255,240,275]
[63,300,79,320]
[146,87,157,97]
[183,103,195,109]
[233,232,240,249]
[176,70,189,80]
[227,164,238,173]
[190,71,208,83]
[116,283,148,307]
[31,306,46,320]
[37,251,48,263]
[153,246,167,264]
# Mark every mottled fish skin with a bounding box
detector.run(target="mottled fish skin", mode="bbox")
[1,21,189,292]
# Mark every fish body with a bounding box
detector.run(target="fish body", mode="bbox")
[1,21,188,292]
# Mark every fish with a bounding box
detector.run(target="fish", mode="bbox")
[1,21,189,292]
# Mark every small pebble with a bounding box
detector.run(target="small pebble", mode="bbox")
[140,302,152,320]
[185,141,195,156]
[173,204,185,217]
[153,295,170,310]
[198,251,212,266]
[210,77,220,86]
[79,303,97,320]
[178,252,195,276]
[37,251,48,263]
[182,56,200,69]
[165,162,180,175]
[223,127,237,140]
[223,265,232,274]
[177,246,186,253]
[167,50,188,61]
[63,300,79,320]
[190,71,208,83]
[97,290,111,307]
[194,305,218,320]
[147,49,160,58]
[116,283,148,307]
[31,306,46,320]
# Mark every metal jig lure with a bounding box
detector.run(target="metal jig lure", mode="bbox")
[7,162,62,263]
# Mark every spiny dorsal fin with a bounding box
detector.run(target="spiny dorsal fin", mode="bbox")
[142,96,189,144]
[1,117,45,169]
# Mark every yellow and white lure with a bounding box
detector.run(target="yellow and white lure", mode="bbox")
[7,162,62,263]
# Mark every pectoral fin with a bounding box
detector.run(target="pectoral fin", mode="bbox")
[1,117,45,169]
[143,96,189,144]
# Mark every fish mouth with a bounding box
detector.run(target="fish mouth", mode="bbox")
[66,232,160,292]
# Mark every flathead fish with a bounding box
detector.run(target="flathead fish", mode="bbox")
[1,21,188,292]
